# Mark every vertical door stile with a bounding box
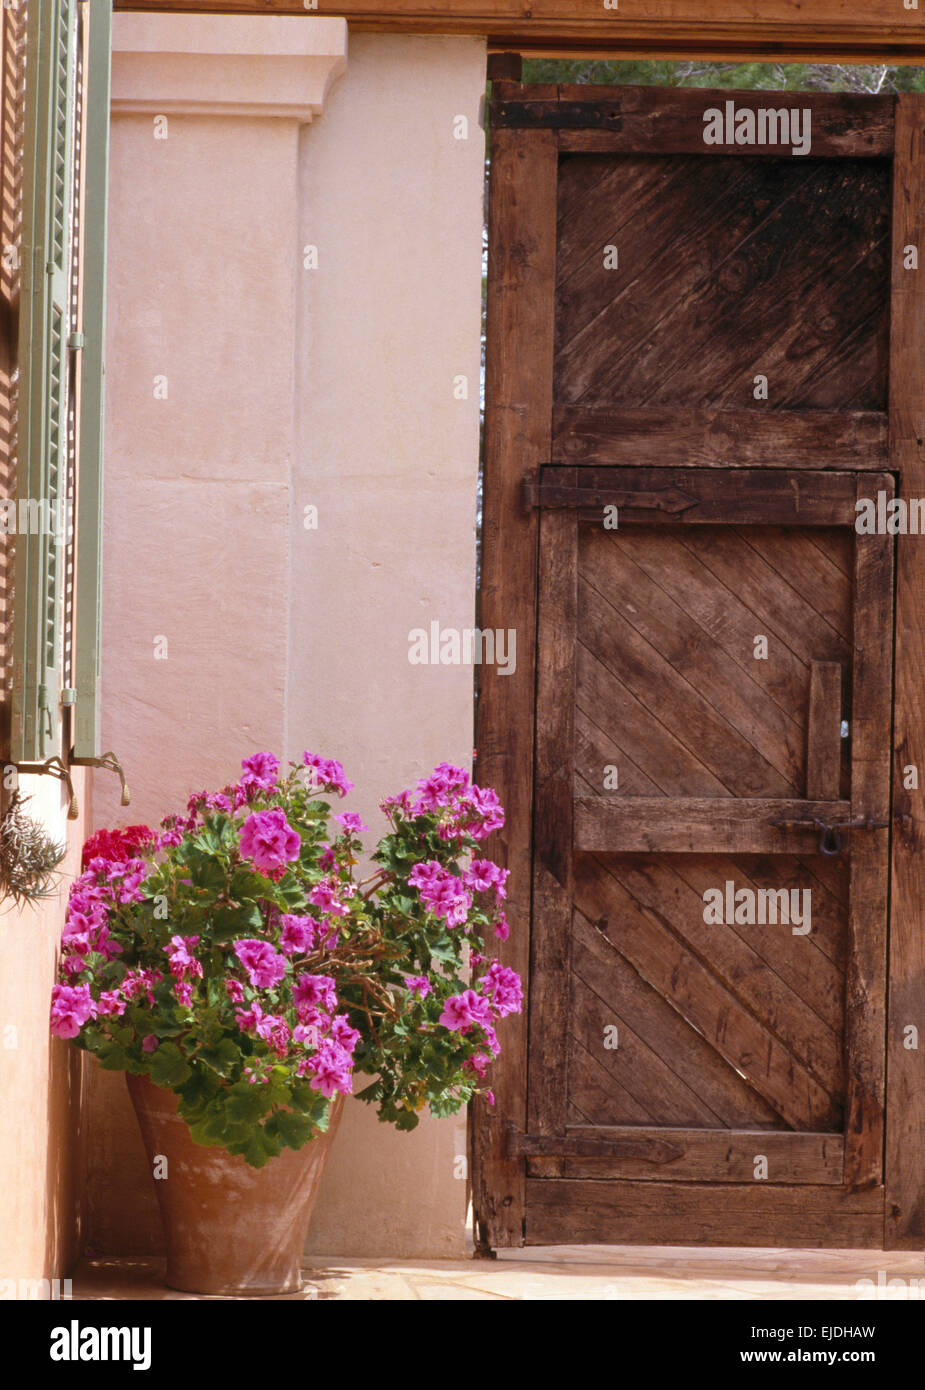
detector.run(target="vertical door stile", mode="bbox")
[886,94,925,1248]
[472,112,558,1249]
[845,474,894,1191]
[527,473,578,1178]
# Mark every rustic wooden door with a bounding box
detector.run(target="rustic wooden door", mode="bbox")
[475,84,925,1251]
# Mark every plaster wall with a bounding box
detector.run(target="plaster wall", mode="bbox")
[88,19,486,1258]
[0,769,89,1291]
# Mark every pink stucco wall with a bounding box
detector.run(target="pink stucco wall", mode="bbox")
[87,19,487,1258]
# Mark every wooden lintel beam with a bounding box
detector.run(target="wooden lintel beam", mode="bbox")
[111,4,925,64]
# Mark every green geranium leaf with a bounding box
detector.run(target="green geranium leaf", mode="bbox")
[265,1109,316,1150]
[195,1037,240,1078]
[96,1039,129,1071]
[148,1041,193,1089]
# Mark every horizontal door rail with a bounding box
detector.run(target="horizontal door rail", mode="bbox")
[524,467,890,526]
[551,407,889,470]
[575,797,852,854]
[510,1126,845,1186]
[490,84,894,158]
[506,1124,683,1164]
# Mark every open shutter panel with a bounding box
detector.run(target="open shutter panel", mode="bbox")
[11,0,77,763]
[72,0,111,761]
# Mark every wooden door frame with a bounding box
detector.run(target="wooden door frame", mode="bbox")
[112,3,925,65]
[474,83,925,1252]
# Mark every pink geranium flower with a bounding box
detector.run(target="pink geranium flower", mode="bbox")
[233,938,287,990]
[240,751,280,792]
[239,809,301,878]
[279,914,319,956]
[50,984,96,1039]
[438,989,493,1034]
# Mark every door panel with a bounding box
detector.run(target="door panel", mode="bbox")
[526,468,892,1200]
[555,155,891,412]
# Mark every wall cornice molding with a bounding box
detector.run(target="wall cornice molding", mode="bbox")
[111,15,348,121]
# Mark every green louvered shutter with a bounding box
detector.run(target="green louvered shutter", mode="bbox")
[72,0,112,760]
[11,0,78,763]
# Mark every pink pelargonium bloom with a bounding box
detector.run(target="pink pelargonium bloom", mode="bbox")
[493,914,510,941]
[334,811,369,836]
[174,980,194,1008]
[233,938,287,990]
[238,808,302,879]
[457,785,505,842]
[438,989,493,1034]
[50,983,96,1039]
[410,763,471,813]
[330,1013,361,1053]
[293,973,338,1016]
[404,975,432,1000]
[235,1000,265,1033]
[303,1038,354,1097]
[240,751,280,792]
[225,979,245,1004]
[142,1034,159,1053]
[278,914,319,956]
[97,990,127,1017]
[478,961,523,1018]
[463,1051,491,1079]
[166,934,203,982]
[408,861,472,928]
[308,879,349,918]
[302,751,354,798]
[255,1012,291,1058]
[463,859,509,899]
[121,967,162,1005]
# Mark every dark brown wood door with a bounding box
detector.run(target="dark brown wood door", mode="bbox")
[473,83,925,1252]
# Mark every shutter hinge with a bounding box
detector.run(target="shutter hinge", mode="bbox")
[60,688,77,705]
[68,331,85,350]
[30,756,79,821]
[69,750,131,807]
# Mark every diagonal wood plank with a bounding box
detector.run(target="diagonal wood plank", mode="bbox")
[678,529,851,667]
[572,911,785,1129]
[568,1036,659,1127]
[574,855,842,1130]
[556,156,760,361]
[581,576,796,797]
[616,527,810,722]
[575,705,662,798]
[570,971,730,1127]
[557,158,824,404]
[734,527,853,644]
[576,642,730,796]
[673,854,847,1033]
[585,530,805,788]
[594,162,889,411]
[604,854,844,1097]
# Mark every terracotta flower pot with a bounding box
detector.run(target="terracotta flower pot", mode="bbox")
[127,1072,343,1296]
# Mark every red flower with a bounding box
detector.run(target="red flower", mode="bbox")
[81,824,155,873]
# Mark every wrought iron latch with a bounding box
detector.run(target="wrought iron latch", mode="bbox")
[768,813,889,856]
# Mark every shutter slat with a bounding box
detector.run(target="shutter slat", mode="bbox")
[12,0,78,763]
[72,0,111,760]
